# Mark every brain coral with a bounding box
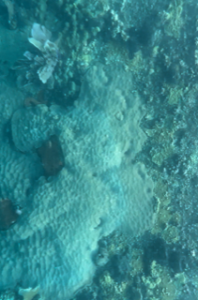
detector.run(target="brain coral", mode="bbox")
[0,63,153,299]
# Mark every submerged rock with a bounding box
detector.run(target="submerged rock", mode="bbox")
[37,135,64,177]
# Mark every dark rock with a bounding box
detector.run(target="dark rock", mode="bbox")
[0,198,21,230]
[37,135,64,177]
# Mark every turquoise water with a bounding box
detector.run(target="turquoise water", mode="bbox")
[0,1,197,300]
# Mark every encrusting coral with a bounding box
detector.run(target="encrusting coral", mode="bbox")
[0,63,154,300]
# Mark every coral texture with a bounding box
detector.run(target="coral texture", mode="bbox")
[0,63,153,299]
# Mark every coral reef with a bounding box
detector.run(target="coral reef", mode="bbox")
[1,0,198,299]
[0,290,16,300]
[0,63,153,300]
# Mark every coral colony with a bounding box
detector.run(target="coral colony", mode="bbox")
[0,58,153,300]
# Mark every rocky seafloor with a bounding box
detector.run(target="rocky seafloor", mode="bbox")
[0,0,198,300]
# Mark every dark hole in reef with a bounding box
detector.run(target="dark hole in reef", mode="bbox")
[158,59,177,85]
[161,153,182,176]
[142,236,167,276]
[126,37,139,60]
[73,289,94,300]
[167,245,198,276]
[167,248,185,274]
[142,234,197,278]
[50,77,81,108]
[106,252,133,283]
[126,12,158,60]
[174,128,186,148]
[162,66,176,85]
[125,285,146,300]
[135,20,154,47]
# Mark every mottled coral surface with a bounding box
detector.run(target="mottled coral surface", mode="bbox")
[0,64,153,299]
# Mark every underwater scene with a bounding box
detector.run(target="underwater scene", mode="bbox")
[0,0,197,299]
